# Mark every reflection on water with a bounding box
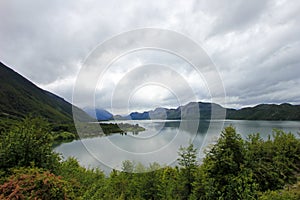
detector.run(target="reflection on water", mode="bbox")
[54,120,300,173]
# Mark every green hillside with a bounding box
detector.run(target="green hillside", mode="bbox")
[0,62,91,131]
[227,103,300,120]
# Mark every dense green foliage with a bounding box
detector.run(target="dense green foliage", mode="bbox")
[0,116,60,172]
[199,126,255,199]
[244,130,300,191]
[0,118,299,199]
[177,144,198,199]
[100,123,145,135]
[258,181,300,200]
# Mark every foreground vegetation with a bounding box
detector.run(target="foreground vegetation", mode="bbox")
[0,117,299,199]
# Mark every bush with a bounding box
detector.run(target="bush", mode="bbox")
[58,157,105,197]
[0,167,75,199]
[259,181,300,200]
[52,131,76,141]
[0,116,60,172]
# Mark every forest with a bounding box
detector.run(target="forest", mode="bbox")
[0,116,299,199]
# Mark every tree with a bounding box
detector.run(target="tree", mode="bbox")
[177,143,198,199]
[245,130,300,191]
[201,126,257,199]
[158,166,180,199]
[190,165,207,199]
[0,116,60,172]
[58,157,105,198]
[137,165,162,200]
[122,160,135,173]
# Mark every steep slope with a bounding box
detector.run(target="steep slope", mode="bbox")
[0,62,91,130]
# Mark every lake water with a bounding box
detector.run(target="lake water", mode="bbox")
[54,120,300,173]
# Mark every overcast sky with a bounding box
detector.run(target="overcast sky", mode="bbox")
[1,0,300,114]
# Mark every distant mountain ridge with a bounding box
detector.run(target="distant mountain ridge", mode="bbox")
[0,62,92,130]
[114,102,226,120]
[226,103,300,120]
[83,107,113,121]
[114,102,300,121]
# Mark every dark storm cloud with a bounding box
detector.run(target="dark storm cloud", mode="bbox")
[0,0,300,112]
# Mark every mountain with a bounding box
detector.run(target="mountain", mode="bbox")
[116,102,227,120]
[0,62,92,131]
[115,102,300,121]
[84,108,113,121]
[226,103,300,120]
[129,111,150,120]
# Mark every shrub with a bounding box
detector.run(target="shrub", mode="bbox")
[0,167,75,199]
[0,116,60,172]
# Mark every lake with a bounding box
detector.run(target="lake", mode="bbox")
[54,120,300,173]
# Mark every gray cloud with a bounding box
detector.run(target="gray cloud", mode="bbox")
[0,0,300,113]
[204,0,271,37]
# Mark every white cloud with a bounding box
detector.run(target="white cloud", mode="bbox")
[1,0,300,113]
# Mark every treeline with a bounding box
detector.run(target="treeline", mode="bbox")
[51,122,145,144]
[0,117,300,199]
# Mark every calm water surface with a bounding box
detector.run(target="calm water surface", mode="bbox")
[54,120,300,172]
